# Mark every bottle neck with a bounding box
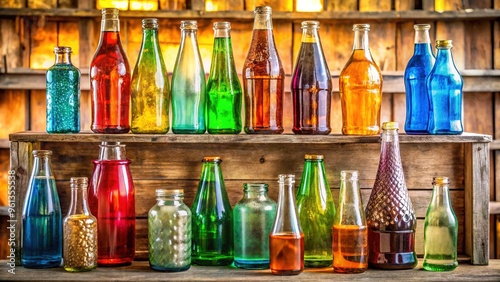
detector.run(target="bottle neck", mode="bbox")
[272,175,302,234]
[301,25,320,43]
[299,160,327,194]
[33,155,53,177]
[353,29,369,50]
[200,162,222,183]
[55,52,72,64]
[414,28,431,44]
[431,183,452,208]
[68,186,91,216]
[143,27,159,43]
[337,170,364,225]
[214,27,230,38]
[157,195,184,206]
[435,47,454,67]
[98,143,127,160]
[253,12,273,30]
[101,9,120,32]
[243,184,268,200]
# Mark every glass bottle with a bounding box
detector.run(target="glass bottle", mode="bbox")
[296,155,335,267]
[233,183,277,269]
[191,157,233,265]
[90,8,131,134]
[88,142,135,266]
[131,18,170,134]
[404,24,435,134]
[63,177,97,272]
[333,170,368,273]
[339,24,383,135]
[149,189,191,272]
[46,46,80,134]
[423,177,458,271]
[171,20,206,134]
[242,6,285,134]
[427,40,464,135]
[269,174,304,275]
[365,122,417,269]
[22,150,62,268]
[291,21,332,135]
[206,21,242,134]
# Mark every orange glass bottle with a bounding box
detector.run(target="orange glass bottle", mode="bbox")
[339,24,382,135]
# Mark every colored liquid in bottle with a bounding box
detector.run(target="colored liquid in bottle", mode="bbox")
[269,233,304,275]
[64,215,97,272]
[332,225,368,273]
[367,228,416,269]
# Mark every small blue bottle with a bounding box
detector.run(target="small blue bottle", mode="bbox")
[404,24,435,134]
[46,46,80,133]
[22,150,62,268]
[427,40,463,135]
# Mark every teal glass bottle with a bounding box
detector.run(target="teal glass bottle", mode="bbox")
[171,20,206,134]
[46,46,80,133]
[207,21,242,134]
[191,157,233,265]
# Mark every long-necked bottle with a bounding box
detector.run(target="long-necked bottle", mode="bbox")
[404,24,435,134]
[423,177,458,271]
[365,122,417,269]
[291,21,332,135]
[22,150,62,268]
[171,20,206,134]
[206,21,242,134]
[427,40,463,135]
[88,142,135,266]
[269,174,304,275]
[131,18,170,134]
[339,24,383,135]
[90,8,131,134]
[333,170,368,273]
[63,177,97,272]
[191,157,233,265]
[243,6,285,134]
[46,46,80,133]
[296,155,335,267]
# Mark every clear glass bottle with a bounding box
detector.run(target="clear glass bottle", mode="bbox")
[46,46,80,133]
[404,24,435,134]
[269,174,304,275]
[339,23,383,135]
[90,8,131,134]
[63,177,97,272]
[242,6,285,134]
[131,18,170,134]
[87,142,135,266]
[191,157,233,265]
[291,21,332,135]
[233,183,276,269]
[427,40,464,135]
[22,150,62,268]
[296,154,335,267]
[423,177,458,271]
[365,122,417,269]
[149,189,191,272]
[171,20,206,134]
[207,21,242,134]
[333,170,368,273]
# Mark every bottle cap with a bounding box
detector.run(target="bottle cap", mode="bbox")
[382,121,399,130]
[213,21,231,30]
[255,6,272,14]
[54,46,72,53]
[432,177,450,185]
[304,154,324,160]
[180,20,197,30]
[142,18,159,29]
[202,156,221,162]
[353,23,370,31]
[301,21,320,29]
[32,150,52,156]
[436,40,453,48]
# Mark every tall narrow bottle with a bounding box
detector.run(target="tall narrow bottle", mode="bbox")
[339,24,383,135]
[296,155,335,267]
[269,174,304,275]
[90,8,131,133]
[171,20,206,134]
[291,21,332,135]
[191,157,233,265]
[88,142,135,266]
[46,46,80,133]
[22,150,62,268]
[404,24,435,134]
[423,177,458,271]
[243,6,285,134]
[206,22,242,134]
[333,170,368,273]
[131,18,170,134]
[365,122,417,269]
[427,40,463,135]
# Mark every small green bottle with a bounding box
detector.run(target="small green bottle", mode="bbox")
[423,176,458,271]
[206,22,242,134]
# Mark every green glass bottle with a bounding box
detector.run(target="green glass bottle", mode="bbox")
[296,154,335,267]
[206,22,242,134]
[131,18,170,134]
[191,157,233,265]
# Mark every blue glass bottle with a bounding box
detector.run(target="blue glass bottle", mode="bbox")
[404,24,435,134]
[427,40,463,135]
[22,150,62,268]
[46,46,80,133]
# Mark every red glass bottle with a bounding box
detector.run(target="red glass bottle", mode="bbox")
[88,142,135,266]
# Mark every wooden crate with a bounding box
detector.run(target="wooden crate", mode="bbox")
[9,132,491,265]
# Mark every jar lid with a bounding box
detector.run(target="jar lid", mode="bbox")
[382,122,399,130]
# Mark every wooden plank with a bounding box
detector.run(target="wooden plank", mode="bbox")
[435,0,463,11]
[80,90,91,132]
[435,21,465,70]
[396,21,417,71]
[0,149,9,206]
[0,19,22,71]
[465,21,492,69]
[326,22,353,71]
[0,0,25,8]
[27,0,56,9]
[58,21,80,67]
[369,22,396,71]
[189,0,205,10]
[464,93,494,135]
[392,93,406,133]
[359,0,392,11]
[29,90,45,131]
[327,0,357,11]
[244,0,293,12]
[204,0,243,11]
[29,19,56,69]
[159,0,186,10]
[395,0,414,10]
[0,90,27,138]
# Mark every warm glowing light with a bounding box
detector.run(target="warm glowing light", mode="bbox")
[97,0,129,10]
[296,0,323,12]
[205,0,216,11]
[130,1,158,11]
